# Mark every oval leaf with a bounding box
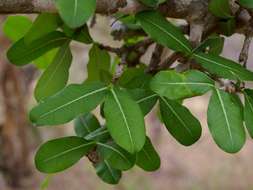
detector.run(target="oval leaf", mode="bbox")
[136,11,192,54]
[30,82,108,126]
[136,137,161,171]
[160,97,202,146]
[35,136,95,173]
[207,89,245,153]
[104,87,146,153]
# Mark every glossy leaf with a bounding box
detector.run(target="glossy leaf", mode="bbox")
[244,89,253,138]
[136,137,161,171]
[74,113,100,138]
[35,42,72,101]
[35,136,95,173]
[104,87,146,153]
[7,31,68,66]
[95,161,122,185]
[150,70,214,100]
[160,97,202,146]
[97,142,136,171]
[55,0,96,28]
[85,127,110,142]
[136,11,192,54]
[30,82,108,126]
[207,89,245,153]
[87,44,111,82]
[193,52,253,81]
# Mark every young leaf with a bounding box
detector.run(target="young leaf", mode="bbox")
[239,0,253,9]
[243,89,253,138]
[7,31,68,66]
[95,161,122,185]
[30,82,108,126]
[136,11,192,54]
[74,113,100,138]
[87,44,111,82]
[129,89,158,115]
[136,137,161,171]
[160,97,202,146]
[150,70,214,100]
[104,87,146,153]
[208,0,233,19]
[97,142,136,171]
[24,13,62,44]
[207,89,245,153]
[193,52,253,81]
[35,42,72,101]
[35,136,95,173]
[54,0,96,28]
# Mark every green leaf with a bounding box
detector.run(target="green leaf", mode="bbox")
[95,161,122,185]
[74,113,100,137]
[207,89,245,153]
[97,142,136,171]
[138,0,159,7]
[72,25,93,44]
[136,137,160,171]
[160,97,202,146]
[219,18,236,37]
[55,0,96,28]
[35,42,72,101]
[136,11,192,54]
[7,31,68,66]
[3,15,32,42]
[239,0,253,9]
[24,13,62,44]
[30,82,108,126]
[129,89,158,115]
[208,0,233,19]
[104,87,146,153]
[87,44,111,82]
[150,70,214,100]
[35,49,58,69]
[84,127,110,142]
[243,89,253,138]
[193,52,253,81]
[35,136,95,173]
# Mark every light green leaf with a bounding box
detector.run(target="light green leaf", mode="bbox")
[104,87,146,153]
[136,137,160,171]
[35,42,72,101]
[160,97,202,146]
[207,89,245,153]
[193,52,253,81]
[129,89,158,115]
[243,89,253,138]
[136,11,192,54]
[55,0,96,28]
[24,13,62,44]
[97,142,136,171]
[74,113,100,138]
[35,136,95,173]
[150,70,214,100]
[30,82,108,126]
[7,31,68,66]
[95,161,122,185]
[87,44,111,82]
[208,0,233,19]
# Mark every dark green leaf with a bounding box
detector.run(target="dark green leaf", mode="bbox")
[95,161,122,185]
[35,42,72,101]
[219,18,236,37]
[55,0,96,28]
[136,11,192,54]
[104,87,146,153]
[160,97,202,146]
[208,0,233,19]
[193,52,253,81]
[74,113,100,137]
[84,127,110,142]
[150,70,214,100]
[30,82,108,126]
[35,136,95,173]
[138,0,159,7]
[72,25,93,44]
[136,137,160,171]
[239,0,253,9]
[244,89,253,138]
[97,142,136,171]
[207,89,245,153]
[7,31,68,66]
